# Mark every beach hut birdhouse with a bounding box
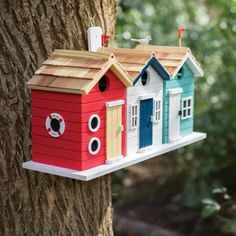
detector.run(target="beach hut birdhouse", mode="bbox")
[26,50,132,172]
[23,27,206,181]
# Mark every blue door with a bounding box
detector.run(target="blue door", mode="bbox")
[139,98,153,149]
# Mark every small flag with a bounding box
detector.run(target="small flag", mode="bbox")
[178,28,186,47]
[178,27,186,39]
[101,34,111,46]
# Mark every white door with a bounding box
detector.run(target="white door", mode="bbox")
[169,88,183,142]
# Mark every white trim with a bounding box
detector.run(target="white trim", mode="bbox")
[169,135,181,143]
[45,113,65,138]
[169,88,183,95]
[106,100,124,107]
[88,137,101,155]
[186,55,204,77]
[138,145,154,153]
[129,104,138,129]
[88,114,101,132]
[169,90,181,142]
[152,99,161,123]
[181,96,193,120]
[106,156,123,165]
[171,53,204,78]
[23,132,207,181]
[139,93,155,100]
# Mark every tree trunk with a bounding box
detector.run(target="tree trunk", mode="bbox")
[0,1,117,235]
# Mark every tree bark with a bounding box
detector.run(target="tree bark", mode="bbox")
[0,1,117,235]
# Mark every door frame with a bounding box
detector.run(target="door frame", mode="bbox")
[105,100,124,164]
[168,88,183,142]
[138,94,154,152]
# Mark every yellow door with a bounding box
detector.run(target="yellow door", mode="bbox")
[106,102,123,162]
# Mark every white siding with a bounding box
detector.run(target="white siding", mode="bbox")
[127,66,163,156]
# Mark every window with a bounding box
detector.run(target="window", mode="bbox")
[141,71,149,86]
[99,75,108,92]
[88,137,101,155]
[130,104,138,129]
[181,97,193,119]
[50,118,60,132]
[152,99,161,123]
[88,114,100,132]
[177,67,184,80]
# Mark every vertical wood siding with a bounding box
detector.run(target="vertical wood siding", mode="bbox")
[163,63,195,143]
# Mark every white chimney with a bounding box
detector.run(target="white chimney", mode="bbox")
[87,27,102,52]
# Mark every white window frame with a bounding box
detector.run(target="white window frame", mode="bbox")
[130,104,138,129]
[152,99,161,123]
[181,97,193,120]
[88,137,101,155]
[88,114,101,132]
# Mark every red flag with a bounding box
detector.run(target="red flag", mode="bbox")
[101,34,111,46]
[178,28,186,39]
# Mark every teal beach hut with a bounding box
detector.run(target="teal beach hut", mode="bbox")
[136,45,203,144]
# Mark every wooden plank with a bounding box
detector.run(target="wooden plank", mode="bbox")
[32,153,82,170]
[81,88,125,104]
[49,77,90,91]
[32,125,81,142]
[32,117,82,132]
[32,144,80,160]
[114,55,150,64]
[32,97,81,113]
[156,53,185,60]
[28,85,86,95]
[32,107,82,122]
[122,63,144,72]
[106,106,112,160]
[81,156,106,171]
[98,47,155,56]
[136,44,189,54]
[27,75,89,94]
[27,75,56,87]
[35,65,100,79]
[160,60,181,67]
[53,50,111,60]
[31,90,81,103]
[44,56,107,69]
[117,105,122,157]
[32,135,81,152]
[112,106,116,157]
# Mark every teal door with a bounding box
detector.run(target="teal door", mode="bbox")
[139,99,153,148]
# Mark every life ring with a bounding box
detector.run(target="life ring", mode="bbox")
[45,113,65,138]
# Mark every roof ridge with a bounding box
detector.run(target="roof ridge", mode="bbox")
[53,49,111,60]
[98,47,155,56]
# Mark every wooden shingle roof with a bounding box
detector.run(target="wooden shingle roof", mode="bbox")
[136,45,203,77]
[27,50,133,94]
[97,48,156,81]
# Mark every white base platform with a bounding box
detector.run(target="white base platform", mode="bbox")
[23,132,206,181]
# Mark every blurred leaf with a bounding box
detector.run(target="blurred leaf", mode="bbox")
[212,187,227,194]
[201,198,221,218]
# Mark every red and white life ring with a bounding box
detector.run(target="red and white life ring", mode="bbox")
[45,113,65,138]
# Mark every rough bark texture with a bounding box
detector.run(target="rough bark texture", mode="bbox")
[0,1,117,235]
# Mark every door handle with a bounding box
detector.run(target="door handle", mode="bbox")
[118,125,124,132]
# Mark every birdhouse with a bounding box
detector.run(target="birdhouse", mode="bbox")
[23,27,206,181]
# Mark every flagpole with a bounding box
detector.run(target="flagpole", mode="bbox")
[178,27,185,47]
[179,38,181,47]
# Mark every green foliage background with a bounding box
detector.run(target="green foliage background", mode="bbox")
[115,0,236,208]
